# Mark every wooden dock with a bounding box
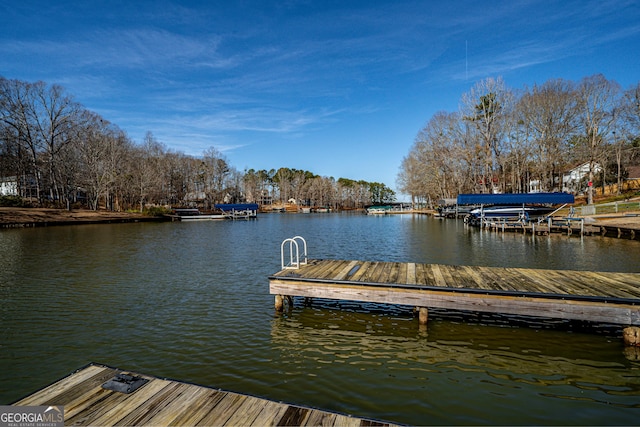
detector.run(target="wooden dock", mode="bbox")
[269,260,640,327]
[13,363,398,426]
[479,218,600,236]
[465,216,640,240]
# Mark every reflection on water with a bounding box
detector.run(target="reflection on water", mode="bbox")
[270,305,640,425]
[0,214,639,425]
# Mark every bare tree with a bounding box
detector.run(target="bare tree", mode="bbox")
[162,151,192,207]
[397,153,422,205]
[243,169,260,203]
[575,74,621,204]
[0,78,44,201]
[517,79,579,191]
[502,105,535,193]
[200,147,230,207]
[400,111,476,203]
[73,111,131,210]
[418,112,457,199]
[129,132,165,212]
[291,169,312,206]
[304,176,337,208]
[460,77,512,193]
[0,78,83,205]
[33,82,82,204]
[620,83,640,164]
[273,167,294,204]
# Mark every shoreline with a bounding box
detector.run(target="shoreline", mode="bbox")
[1,206,639,233]
[0,207,167,228]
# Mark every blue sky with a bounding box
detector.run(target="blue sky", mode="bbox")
[1,1,639,196]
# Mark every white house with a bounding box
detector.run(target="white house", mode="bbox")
[561,162,602,193]
[527,162,602,194]
[0,176,18,196]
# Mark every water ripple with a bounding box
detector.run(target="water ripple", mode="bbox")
[1,216,639,425]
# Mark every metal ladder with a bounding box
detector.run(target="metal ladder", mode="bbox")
[280,236,308,269]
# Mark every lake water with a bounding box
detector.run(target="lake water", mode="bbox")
[1,213,639,425]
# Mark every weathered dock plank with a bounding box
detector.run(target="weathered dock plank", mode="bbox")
[388,262,401,284]
[605,271,640,288]
[590,272,640,297]
[361,261,384,283]
[249,400,291,427]
[406,263,417,285]
[350,261,371,282]
[472,266,510,291]
[333,260,360,281]
[513,268,565,294]
[16,365,119,407]
[416,263,433,286]
[197,392,248,426]
[301,259,339,279]
[396,262,408,285]
[13,363,398,427]
[74,379,176,426]
[269,260,640,326]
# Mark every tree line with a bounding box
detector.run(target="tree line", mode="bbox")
[0,77,395,212]
[397,75,640,206]
[243,168,395,209]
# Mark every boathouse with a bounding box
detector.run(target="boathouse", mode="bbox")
[456,192,575,206]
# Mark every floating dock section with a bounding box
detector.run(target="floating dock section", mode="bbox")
[13,363,398,426]
[269,259,640,329]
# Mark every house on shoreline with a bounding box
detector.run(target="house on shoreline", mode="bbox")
[561,162,602,194]
[0,176,18,196]
[528,162,602,194]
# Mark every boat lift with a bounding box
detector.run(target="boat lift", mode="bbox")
[458,193,576,228]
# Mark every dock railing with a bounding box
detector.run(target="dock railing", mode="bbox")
[582,200,640,216]
[281,236,308,270]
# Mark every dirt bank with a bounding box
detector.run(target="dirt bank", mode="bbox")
[588,213,640,229]
[0,207,163,227]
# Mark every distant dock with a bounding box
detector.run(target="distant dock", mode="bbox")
[269,259,640,337]
[466,216,640,240]
[14,363,398,426]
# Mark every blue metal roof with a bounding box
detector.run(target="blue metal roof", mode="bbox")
[456,193,574,205]
[214,203,259,212]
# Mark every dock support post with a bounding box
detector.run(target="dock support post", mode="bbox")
[418,307,428,325]
[275,295,284,312]
[623,327,640,347]
[275,295,294,312]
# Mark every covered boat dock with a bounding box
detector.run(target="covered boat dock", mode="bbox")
[458,192,575,229]
[457,192,575,206]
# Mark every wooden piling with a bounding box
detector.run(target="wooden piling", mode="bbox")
[275,295,284,312]
[275,295,293,312]
[623,327,640,346]
[418,307,429,325]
